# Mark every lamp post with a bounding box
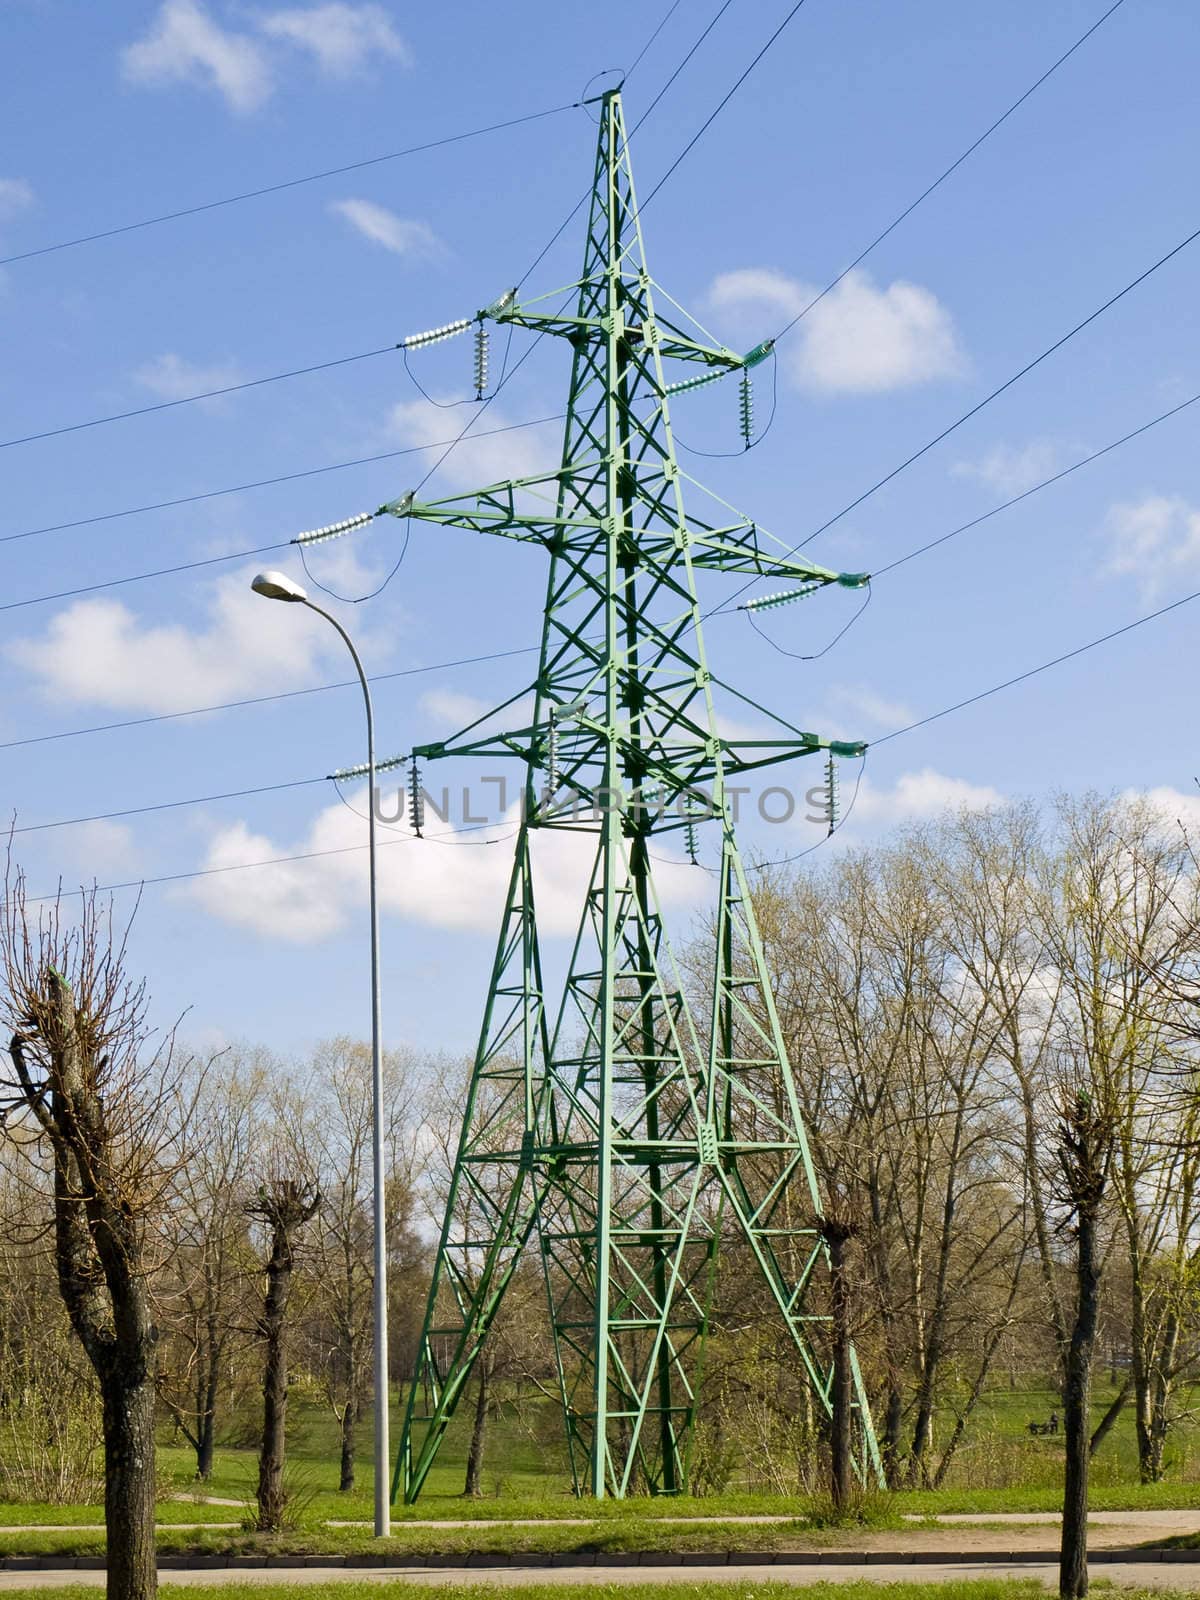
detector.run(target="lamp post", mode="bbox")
[251,570,390,1538]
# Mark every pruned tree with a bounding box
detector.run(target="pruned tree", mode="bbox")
[246,1173,320,1532]
[1053,1083,1117,1600]
[0,871,189,1600]
[815,1208,859,1510]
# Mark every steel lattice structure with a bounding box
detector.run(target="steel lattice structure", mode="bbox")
[384,89,882,1502]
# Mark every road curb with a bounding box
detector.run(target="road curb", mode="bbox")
[3,1546,1199,1573]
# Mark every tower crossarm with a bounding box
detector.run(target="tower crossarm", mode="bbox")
[491,293,745,370]
[684,527,868,586]
[381,471,599,546]
[403,724,866,815]
[381,490,870,593]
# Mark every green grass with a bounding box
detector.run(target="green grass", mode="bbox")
[0,1517,847,1561]
[6,1374,1200,1549]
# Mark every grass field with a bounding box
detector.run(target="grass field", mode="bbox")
[3,1376,1200,1550]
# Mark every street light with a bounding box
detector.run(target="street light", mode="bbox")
[251,570,391,1538]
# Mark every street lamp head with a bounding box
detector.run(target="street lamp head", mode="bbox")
[251,570,308,603]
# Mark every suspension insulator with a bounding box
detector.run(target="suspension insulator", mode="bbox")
[684,808,700,865]
[825,752,839,838]
[738,371,754,450]
[474,324,490,399]
[408,758,425,838]
[546,714,560,801]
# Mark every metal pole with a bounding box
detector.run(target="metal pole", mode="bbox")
[303,600,390,1538]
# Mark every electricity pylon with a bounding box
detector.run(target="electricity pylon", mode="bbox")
[379,88,882,1501]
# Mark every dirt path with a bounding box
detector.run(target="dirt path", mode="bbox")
[1,1558,1196,1590]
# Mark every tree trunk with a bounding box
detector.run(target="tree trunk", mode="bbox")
[1147,1307,1179,1483]
[339,1400,356,1493]
[196,1409,215,1482]
[1128,1244,1154,1483]
[1089,1378,1131,1459]
[882,1381,904,1488]
[257,1250,292,1531]
[101,1361,158,1600]
[827,1227,854,1510]
[906,1108,964,1489]
[196,1338,220,1480]
[867,1183,904,1488]
[464,1353,491,1498]
[816,1215,857,1510]
[253,1183,318,1534]
[10,973,162,1600]
[1061,1196,1102,1600]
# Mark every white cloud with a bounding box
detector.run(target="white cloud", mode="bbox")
[331,200,442,259]
[383,398,559,492]
[134,351,244,402]
[827,684,915,733]
[258,3,410,75]
[55,821,141,879]
[182,794,704,943]
[122,0,272,113]
[708,267,964,394]
[1127,785,1200,836]
[852,768,1003,827]
[420,688,492,728]
[954,439,1066,499]
[0,179,34,222]
[6,570,345,713]
[1102,494,1200,604]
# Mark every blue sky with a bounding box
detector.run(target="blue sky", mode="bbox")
[2,0,1198,1058]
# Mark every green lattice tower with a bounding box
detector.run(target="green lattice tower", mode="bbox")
[388,88,882,1502]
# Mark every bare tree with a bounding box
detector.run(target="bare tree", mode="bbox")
[159,1050,264,1478]
[0,873,189,1600]
[417,1056,552,1497]
[291,1038,423,1492]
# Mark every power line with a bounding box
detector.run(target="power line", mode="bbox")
[641,0,812,210]
[0,345,397,455]
[0,542,288,613]
[633,0,737,135]
[771,0,1130,345]
[0,643,540,753]
[0,414,564,549]
[13,777,327,836]
[24,580,1198,882]
[742,384,1200,653]
[795,221,1200,551]
[13,364,1197,840]
[627,0,686,76]
[0,103,583,270]
[15,367,1197,616]
[716,217,1200,616]
[20,817,511,908]
[4,5,740,536]
[873,387,1200,577]
[9,369,1197,720]
[872,585,1200,746]
[516,0,738,290]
